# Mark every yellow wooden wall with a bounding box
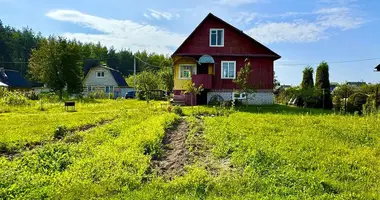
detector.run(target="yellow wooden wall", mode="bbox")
[173,57,197,90]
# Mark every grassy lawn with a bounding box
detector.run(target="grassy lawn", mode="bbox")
[182,104,334,116]
[0,99,153,153]
[1,101,379,199]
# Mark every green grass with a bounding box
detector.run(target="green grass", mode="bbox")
[182,104,333,116]
[0,101,379,199]
[0,99,155,152]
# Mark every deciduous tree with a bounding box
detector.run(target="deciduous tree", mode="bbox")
[29,37,82,99]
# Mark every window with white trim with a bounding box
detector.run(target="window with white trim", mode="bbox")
[233,92,247,100]
[210,29,224,47]
[221,61,236,79]
[179,64,197,79]
[96,71,105,78]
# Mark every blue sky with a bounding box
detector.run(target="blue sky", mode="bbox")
[1,0,379,85]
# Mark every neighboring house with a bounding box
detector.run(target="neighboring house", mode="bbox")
[82,64,131,98]
[375,64,380,72]
[171,13,281,105]
[0,68,31,90]
[346,81,366,87]
[30,82,51,95]
[330,82,339,91]
[330,81,366,92]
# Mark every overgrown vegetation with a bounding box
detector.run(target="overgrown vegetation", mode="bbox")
[1,100,379,199]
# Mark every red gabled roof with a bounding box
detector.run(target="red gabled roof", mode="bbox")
[172,13,281,59]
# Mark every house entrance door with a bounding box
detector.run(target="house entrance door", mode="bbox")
[197,63,209,74]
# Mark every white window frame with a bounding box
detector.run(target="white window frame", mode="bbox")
[96,71,105,78]
[233,92,247,100]
[210,29,224,47]
[179,64,197,80]
[221,61,236,79]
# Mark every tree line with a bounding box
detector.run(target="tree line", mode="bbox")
[0,20,173,98]
[276,62,380,114]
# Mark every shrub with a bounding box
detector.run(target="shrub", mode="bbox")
[173,106,183,116]
[347,92,368,113]
[87,90,107,99]
[333,96,342,112]
[54,125,69,139]
[1,91,29,106]
[40,92,60,103]
[0,87,7,98]
[26,92,39,100]
[362,95,379,115]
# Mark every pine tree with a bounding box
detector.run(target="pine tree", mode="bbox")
[315,61,332,109]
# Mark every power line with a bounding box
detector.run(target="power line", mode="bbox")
[133,55,164,69]
[4,57,379,67]
[277,57,380,66]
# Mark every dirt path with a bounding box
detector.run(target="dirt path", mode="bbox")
[154,119,189,179]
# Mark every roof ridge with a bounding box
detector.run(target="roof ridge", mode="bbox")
[172,12,280,59]
[100,64,121,72]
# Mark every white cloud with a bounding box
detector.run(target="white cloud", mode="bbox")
[246,21,326,43]
[245,6,364,43]
[46,10,185,54]
[315,7,364,29]
[144,9,179,20]
[235,12,260,24]
[215,0,264,6]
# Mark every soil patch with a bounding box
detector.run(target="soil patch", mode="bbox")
[153,119,189,179]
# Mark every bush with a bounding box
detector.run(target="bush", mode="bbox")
[173,106,183,116]
[346,92,368,113]
[0,87,7,98]
[363,95,379,115]
[26,92,39,100]
[54,125,69,139]
[1,91,29,106]
[333,96,342,112]
[40,92,60,103]
[87,90,107,99]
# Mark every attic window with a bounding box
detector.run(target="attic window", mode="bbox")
[210,29,224,47]
[96,71,105,78]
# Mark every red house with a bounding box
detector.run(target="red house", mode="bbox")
[172,13,281,105]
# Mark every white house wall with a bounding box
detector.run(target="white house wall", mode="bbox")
[207,91,274,105]
[83,66,118,87]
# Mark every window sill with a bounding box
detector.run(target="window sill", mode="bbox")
[221,77,236,80]
[210,45,224,47]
